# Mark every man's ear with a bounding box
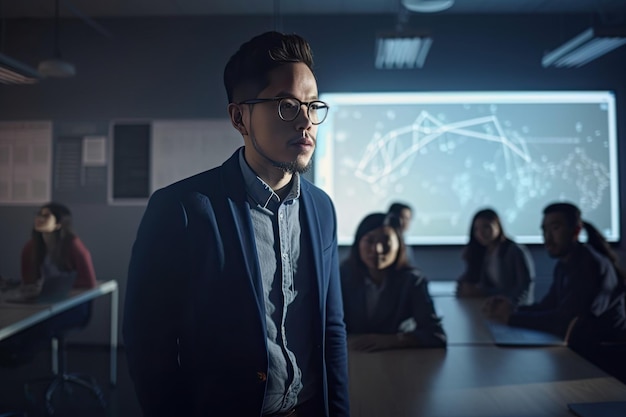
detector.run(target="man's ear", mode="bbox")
[228,103,248,136]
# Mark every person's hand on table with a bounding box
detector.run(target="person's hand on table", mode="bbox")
[456,280,484,298]
[482,295,513,323]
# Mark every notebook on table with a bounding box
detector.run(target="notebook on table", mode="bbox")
[4,273,76,305]
[568,401,626,417]
[485,320,566,346]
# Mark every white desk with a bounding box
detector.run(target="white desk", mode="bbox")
[0,280,119,385]
[347,280,626,417]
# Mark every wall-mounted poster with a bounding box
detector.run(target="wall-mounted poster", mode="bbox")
[0,121,52,205]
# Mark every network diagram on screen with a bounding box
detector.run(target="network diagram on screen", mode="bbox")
[314,91,619,245]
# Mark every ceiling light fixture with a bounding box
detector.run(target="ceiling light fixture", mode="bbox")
[402,0,455,13]
[542,26,626,68]
[375,34,433,69]
[38,0,76,78]
[0,52,42,84]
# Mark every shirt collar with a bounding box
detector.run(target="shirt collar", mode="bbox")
[238,148,300,209]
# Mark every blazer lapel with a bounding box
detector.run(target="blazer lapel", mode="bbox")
[219,151,266,318]
[300,182,325,313]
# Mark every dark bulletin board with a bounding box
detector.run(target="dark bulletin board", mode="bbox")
[112,123,150,200]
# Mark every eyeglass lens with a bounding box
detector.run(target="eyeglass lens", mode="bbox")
[278,98,328,124]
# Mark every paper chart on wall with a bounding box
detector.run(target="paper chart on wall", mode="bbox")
[0,121,52,204]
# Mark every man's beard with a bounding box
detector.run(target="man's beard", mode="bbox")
[250,132,314,174]
[272,158,312,174]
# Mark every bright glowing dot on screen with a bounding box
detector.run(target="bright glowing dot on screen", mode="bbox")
[575,122,583,132]
[386,110,396,120]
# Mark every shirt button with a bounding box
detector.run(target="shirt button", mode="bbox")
[256,371,267,382]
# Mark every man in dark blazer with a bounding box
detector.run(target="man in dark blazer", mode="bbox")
[123,32,350,417]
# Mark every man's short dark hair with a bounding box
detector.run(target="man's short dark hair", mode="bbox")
[543,202,581,228]
[388,202,412,216]
[223,31,315,104]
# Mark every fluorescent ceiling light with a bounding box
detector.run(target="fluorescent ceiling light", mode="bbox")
[402,0,454,13]
[375,36,433,69]
[0,52,42,85]
[542,27,626,68]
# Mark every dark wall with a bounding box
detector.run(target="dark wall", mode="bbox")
[1,13,625,343]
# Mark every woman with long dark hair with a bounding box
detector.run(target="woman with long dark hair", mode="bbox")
[456,208,535,305]
[1,202,96,366]
[340,212,446,351]
[21,202,96,290]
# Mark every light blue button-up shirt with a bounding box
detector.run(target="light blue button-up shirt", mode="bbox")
[239,150,317,414]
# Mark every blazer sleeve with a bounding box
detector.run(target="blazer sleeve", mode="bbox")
[123,188,190,417]
[509,262,593,336]
[409,274,447,348]
[323,204,350,417]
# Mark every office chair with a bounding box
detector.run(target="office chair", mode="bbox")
[566,314,626,384]
[24,302,106,416]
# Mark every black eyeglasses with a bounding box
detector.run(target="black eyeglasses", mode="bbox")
[238,97,329,125]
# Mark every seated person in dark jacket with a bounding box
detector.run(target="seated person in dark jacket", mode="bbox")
[484,202,626,359]
[340,212,447,351]
[456,208,535,306]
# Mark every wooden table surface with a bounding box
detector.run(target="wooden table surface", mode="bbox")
[347,282,626,417]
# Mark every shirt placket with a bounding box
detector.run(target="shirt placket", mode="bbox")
[278,202,299,408]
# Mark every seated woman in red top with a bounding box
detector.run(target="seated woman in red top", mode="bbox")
[1,202,96,365]
[21,202,96,291]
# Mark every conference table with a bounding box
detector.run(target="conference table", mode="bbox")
[0,280,119,385]
[347,281,626,417]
